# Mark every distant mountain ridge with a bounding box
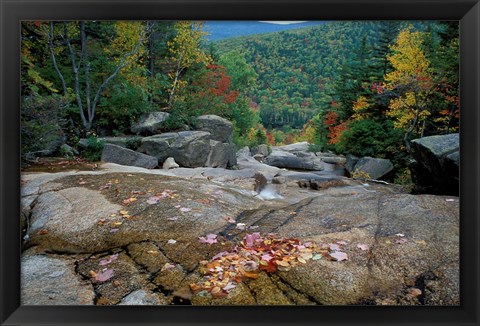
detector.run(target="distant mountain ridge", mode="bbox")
[203,21,325,41]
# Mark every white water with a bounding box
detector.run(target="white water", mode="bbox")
[258,185,284,200]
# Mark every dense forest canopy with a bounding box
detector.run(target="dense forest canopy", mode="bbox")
[21,20,459,182]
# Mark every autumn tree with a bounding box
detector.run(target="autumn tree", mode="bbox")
[167,21,211,107]
[48,21,149,131]
[383,26,434,150]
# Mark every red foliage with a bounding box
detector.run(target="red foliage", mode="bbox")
[195,64,239,106]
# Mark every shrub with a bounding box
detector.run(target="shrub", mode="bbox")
[21,95,68,160]
[82,136,104,162]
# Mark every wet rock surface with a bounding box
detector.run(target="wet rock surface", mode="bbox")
[20,163,459,306]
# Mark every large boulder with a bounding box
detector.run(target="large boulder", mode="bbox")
[352,157,393,180]
[131,111,170,136]
[273,142,310,153]
[251,144,269,157]
[101,143,158,169]
[236,154,281,180]
[139,131,235,168]
[410,133,459,196]
[193,115,233,143]
[97,136,142,150]
[264,150,324,171]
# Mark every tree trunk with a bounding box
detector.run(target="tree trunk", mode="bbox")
[48,22,67,96]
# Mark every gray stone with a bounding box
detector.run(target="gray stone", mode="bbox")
[59,144,78,157]
[97,136,142,150]
[410,133,459,195]
[131,111,170,135]
[345,154,359,173]
[119,290,167,305]
[353,157,393,180]
[253,154,264,162]
[162,157,179,169]
[21,255,95,305]
[193,115,233,143]
[236,146,251,158]
[273,142,310,153]
[101,143,158,169]
[272,176,287,184]
[251,144,269,156]
[265,151,324,171]
[139,131,234,168]
[237,155,281,180]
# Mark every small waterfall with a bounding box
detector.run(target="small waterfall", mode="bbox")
[258,185,284,200]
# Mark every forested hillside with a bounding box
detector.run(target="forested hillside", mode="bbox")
[21,20,459,183]
[213,21,459,179]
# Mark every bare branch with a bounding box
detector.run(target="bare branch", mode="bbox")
[48,22,67,96]
[63,22,87,129]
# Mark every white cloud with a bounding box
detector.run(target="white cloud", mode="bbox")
[258,21,308,25]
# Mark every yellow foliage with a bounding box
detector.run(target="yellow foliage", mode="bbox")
[352,95,371,121]
[383,26,434,135]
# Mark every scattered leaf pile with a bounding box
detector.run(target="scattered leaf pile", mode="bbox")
[189,232,350,298]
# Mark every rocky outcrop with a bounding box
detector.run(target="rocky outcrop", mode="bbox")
[20,164,459,306]
[131,111,170,135]
[193,115,233,143]
[101,143,158,169]
[410,133,459,196]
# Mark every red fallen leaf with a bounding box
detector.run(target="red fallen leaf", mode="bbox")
[394,238,408,244]
[329,251,348,261]
[38,229,49,235]
[161,263,176,272]
[244,232,261,247]
[95,268,114,282]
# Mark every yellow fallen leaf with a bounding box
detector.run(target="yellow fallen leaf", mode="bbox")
[147,250,159,255]
[119,210,129,215]
[112,221,123,226]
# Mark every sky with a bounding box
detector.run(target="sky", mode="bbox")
[259,21,308,25]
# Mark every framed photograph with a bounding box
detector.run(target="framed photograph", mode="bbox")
[1,0,479,325]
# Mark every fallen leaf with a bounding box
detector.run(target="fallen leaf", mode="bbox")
[328,243,340,251]
[167,239,177,244]
[95,268,114,282]
[179,207,191,212]
[357,243,369,251]
[79,181,87,185]
[243,271,259,279]
[223,282,236,292]
[226,217,236,224]
[394,238,408,244]
[122,197,137,205]
[99,254,119,266]
[167,216,179,221]
[38,229,49,235]
[408,288,422,298]
[161,263,176,272]
[109,228,119,233]
[112,280,121,287]
[244,232,261,247]
[119,210,129,216]
[147,250,159,255]
[199,234,218,244]
[395,233,405,237]
[329,251,348,261]
[312,254,322,261]
[275,260,290,267]
[146,197,160,205]
[445,198,455,202]
[112,221,123,226]
[415,240,427,245]
[337,240,348,245]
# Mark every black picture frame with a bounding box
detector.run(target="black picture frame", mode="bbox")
[1,0,479,325]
